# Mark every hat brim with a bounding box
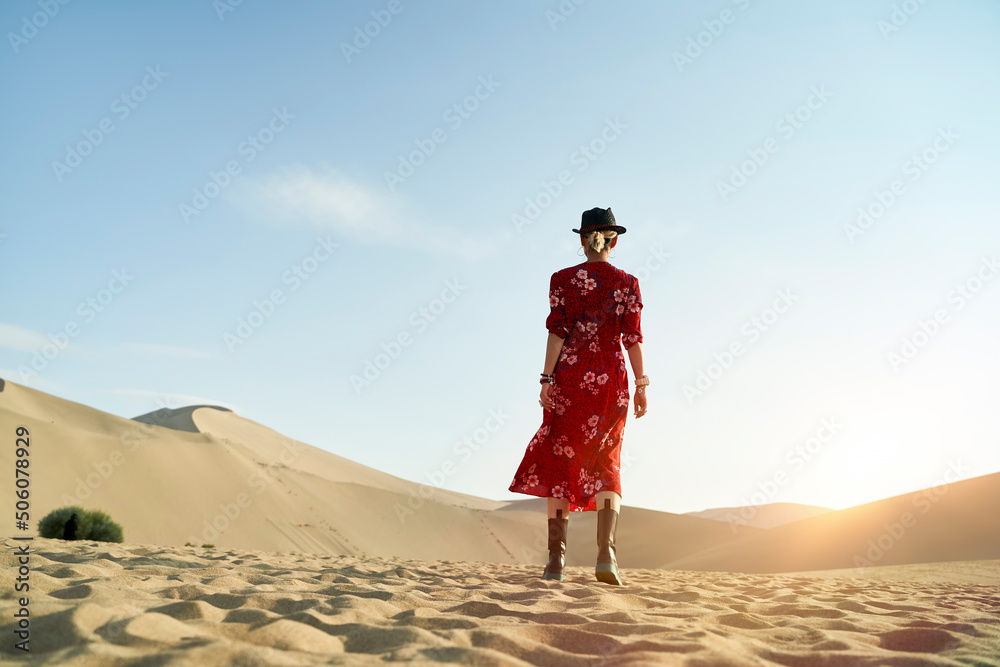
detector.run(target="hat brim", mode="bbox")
[572,226,627,234]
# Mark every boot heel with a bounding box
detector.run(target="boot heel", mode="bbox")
[595,562,622,585]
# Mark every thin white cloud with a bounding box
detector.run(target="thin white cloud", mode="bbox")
[0,322,50,352]
[248,164,403,241]
[123,343,213,360]
[233,164,495,260]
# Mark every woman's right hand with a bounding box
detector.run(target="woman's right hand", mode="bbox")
[540,382,556,411]
[633,389,647,419]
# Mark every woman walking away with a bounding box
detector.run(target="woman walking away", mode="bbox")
[508,206,648,586]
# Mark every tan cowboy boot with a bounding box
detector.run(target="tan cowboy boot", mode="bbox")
[595,499,623,585]
[541,509,568,581]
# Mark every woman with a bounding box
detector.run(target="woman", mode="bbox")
[508,206,648,586]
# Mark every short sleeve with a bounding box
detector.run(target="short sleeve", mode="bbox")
[621,277,643,349]
[545,272,570,339]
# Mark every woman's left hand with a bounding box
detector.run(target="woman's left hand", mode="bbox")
[633,389,648,418]
[539,383,556,411]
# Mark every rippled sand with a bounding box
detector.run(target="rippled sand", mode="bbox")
[2,537,998,666]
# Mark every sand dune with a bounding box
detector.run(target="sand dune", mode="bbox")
[665,469,1000,574]
[132,404,233,434]
[0,380,515,560]
[3,378,1000,576]
[2,537,998,665]
[0,379,751,569]
[684,502,833,530]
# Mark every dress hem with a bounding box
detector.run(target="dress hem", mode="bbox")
[507,484,621,513]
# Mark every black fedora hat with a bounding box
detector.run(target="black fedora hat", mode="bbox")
[572,207,626,234]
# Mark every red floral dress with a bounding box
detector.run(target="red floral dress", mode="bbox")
[508,261,643,512]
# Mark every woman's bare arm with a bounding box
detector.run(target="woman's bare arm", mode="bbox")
[626,341,644,379]
[542,333,566,375]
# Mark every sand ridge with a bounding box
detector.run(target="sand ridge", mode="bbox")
[2,537,998,666]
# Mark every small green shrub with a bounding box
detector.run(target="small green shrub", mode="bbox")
[38,506,84,539]
[85,510,124,542]
[38,506,124,543]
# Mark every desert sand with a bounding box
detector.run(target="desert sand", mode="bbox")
[2,537,999,665]
[2,377,999,664]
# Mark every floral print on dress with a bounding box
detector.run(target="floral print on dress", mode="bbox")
[617,390,629,408]
[553,436,576,458]
[549,288,564,309]
[570,268,598,295]
[526,424,549,452]
[579,468,604,496]
[509,261,643,512]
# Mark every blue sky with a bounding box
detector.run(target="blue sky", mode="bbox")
[2,0,999,515]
